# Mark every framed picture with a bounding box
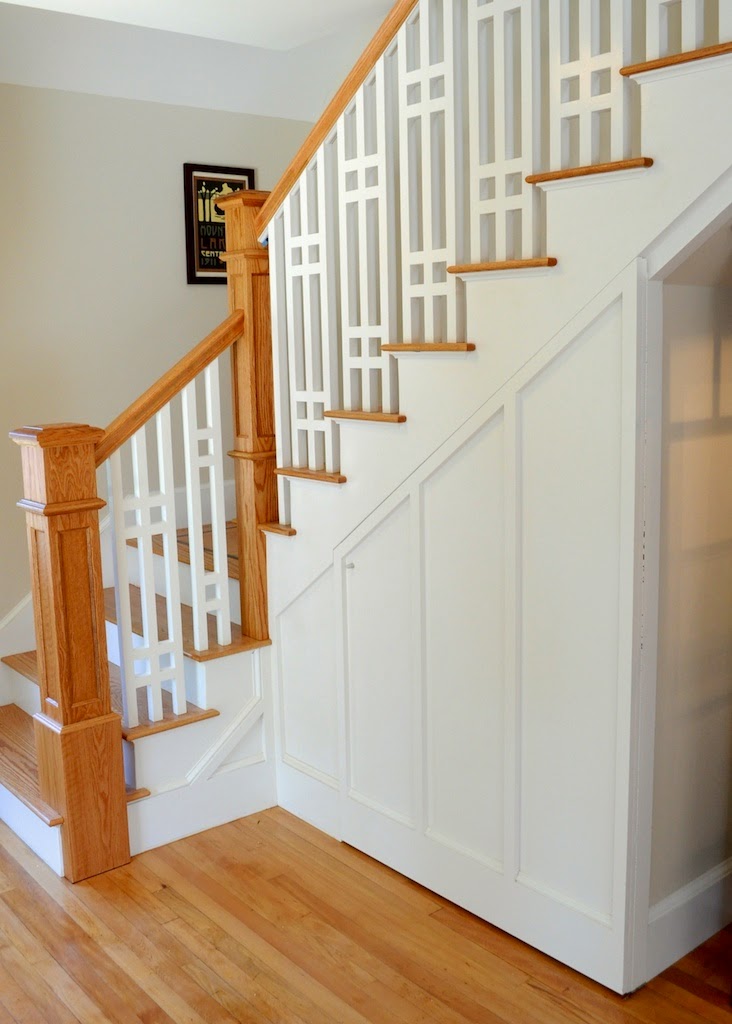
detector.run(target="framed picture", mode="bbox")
[183,163,256,284]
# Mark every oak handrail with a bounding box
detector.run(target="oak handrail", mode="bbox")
[95,311,245,466]
[254,0,420,236]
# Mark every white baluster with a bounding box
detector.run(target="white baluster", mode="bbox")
[107,412,186,727]
[182,360,232,651]
[398,0,465,344]
[268,214,293,525]
[647,0,707,60]
[468,0,541,263]
[282,151,340,473]
[549,0,633,171]
[337,59,399,414]
[720,1,732,43]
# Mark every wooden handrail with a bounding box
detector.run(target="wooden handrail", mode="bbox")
[255,0,420,236]
[95,311,245,466]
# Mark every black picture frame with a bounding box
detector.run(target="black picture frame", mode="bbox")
[184,163,256,284]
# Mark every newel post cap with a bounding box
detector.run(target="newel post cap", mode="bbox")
[10,423,105,449]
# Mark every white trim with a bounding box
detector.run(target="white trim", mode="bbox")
[630,50,732,86]
[0,594,32,634]
[0,787,64,876]
[281,753,339,789]
[186,695,264,784]
[454,267,557,283]
[532,167,653,192]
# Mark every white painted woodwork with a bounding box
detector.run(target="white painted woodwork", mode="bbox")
[343,500,415,824]
[337,57,399,412]
[276,568,339,785]
[646,0,715,60]
[422,417,506,868]
[517,300,624,922]
[398,0,466,342]
[181,360,232,650]
[548,0,632,169]
[281,149,341,473]
[468,0,540,262]
[107,413,187,727]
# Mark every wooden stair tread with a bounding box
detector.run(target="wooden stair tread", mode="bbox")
[526,158,653,184]
[128,520,239,581]
[381,343,476,352]
[324,410,407,423]
[448,258,557,274]
[259,523,297,537]
[126,785,151,803]
[0,704,62,826]
[2,652,220,742]
[274,467,347,484]
[103,587,270,663]
[621,41,732,77]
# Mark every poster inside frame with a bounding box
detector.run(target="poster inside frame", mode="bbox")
[184,163,255,284]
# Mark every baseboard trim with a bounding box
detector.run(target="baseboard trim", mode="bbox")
[0,784,64,876]
[645,858,732,980]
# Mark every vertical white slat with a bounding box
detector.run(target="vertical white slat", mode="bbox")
[130,428,165,724]
[107,451,140,730]
[468,0,540,264]
[548,0,633,172]
[204,361,233,647]
[268,215,293,525]
[182,380,208,651]
[681,0,706,51]
[320,140,342,474]
[182,363,232,651]
[398,0,465,344]
[337,57,399,415]
[155,405,188,714]
[646,0,706,60]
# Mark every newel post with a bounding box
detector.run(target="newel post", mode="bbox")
[218,190,278,642]
[10,424,130,882]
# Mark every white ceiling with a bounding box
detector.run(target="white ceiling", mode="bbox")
[2,0,392,50]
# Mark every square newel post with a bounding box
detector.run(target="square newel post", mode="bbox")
[218,190,278,642]
[10,423,130,882]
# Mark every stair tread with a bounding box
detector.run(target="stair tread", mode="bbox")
[128,520,239,581]
[2,652,220,742]
[103,586,270,663]
[381,343,476,352]
[274,467,347,484]
[0,704,63,826]
[259,523,297,537]
[324,410,407,423]
[526,158,653,184]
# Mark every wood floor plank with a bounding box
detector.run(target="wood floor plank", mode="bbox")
[0,809,728,1023]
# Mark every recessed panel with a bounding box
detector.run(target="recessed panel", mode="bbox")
[345,499,414,823]
[518,300,623,920]
[422,413,505,867]
[278,568,338,782]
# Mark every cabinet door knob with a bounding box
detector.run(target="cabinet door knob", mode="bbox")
[345,562,355,570]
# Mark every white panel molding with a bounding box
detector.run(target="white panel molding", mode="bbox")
[281,753,339,789]
[347,789,417,829]
[516,872,613,928]
[185,654,264,784]
[649,856,732,925]
[275,567,340,785]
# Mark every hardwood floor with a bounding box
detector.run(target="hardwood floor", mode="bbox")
[0,807,728,1023]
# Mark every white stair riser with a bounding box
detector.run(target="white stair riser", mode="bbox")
[0,786,64,875]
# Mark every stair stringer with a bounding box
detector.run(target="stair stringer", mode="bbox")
[267,53,732,627]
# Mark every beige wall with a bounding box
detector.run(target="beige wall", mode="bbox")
[651,282,732,906]
[0,83,311,618]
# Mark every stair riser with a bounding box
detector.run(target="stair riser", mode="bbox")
[124,546,241,625]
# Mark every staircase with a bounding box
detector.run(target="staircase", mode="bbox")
[1,0,732,996]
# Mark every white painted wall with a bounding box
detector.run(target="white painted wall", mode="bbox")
[0,83,311,618]
[651,283,732,905]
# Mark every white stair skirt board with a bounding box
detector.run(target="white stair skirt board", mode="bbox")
[128,757,277,856]
[0,787,64,877]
